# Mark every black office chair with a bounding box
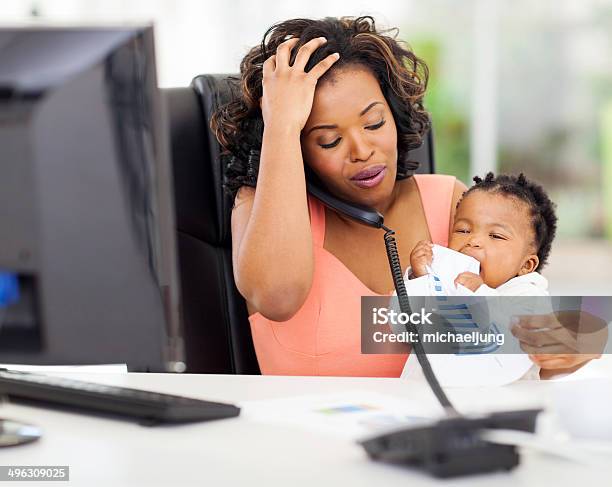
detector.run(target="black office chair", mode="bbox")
[163,75,435,374]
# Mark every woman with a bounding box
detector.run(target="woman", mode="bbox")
[212,16,599,377]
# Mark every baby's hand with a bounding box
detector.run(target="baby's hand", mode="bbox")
[454,272,484,291]
[410,240,433,278]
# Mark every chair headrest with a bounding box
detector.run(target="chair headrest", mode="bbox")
[190,74,238,246]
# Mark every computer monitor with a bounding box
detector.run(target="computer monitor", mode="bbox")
[0,25,183,372]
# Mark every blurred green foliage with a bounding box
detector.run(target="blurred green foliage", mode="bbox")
[411,38,470,183]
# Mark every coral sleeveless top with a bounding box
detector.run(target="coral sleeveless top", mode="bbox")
[248,174,456,376]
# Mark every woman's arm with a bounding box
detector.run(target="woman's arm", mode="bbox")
[231,126,313,322]
[231,37,339,322]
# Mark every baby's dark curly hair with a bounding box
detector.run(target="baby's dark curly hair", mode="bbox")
[211,16,431,198]
[460,172,558,271]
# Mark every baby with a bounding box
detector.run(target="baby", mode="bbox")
[397,172,558,384]
[409,172,557,296]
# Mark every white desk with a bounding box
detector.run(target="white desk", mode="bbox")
[0,373,610,487]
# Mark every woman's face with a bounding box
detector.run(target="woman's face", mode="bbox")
[300,66,398,208]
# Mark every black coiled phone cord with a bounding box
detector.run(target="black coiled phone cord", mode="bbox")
[382,225,459,417]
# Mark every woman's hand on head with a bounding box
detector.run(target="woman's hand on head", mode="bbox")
[260,37,340,133]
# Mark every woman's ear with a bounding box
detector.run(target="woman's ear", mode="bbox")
[518,254,540,276]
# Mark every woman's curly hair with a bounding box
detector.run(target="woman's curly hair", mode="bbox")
[211,16,431,198]
[461,172,558,271]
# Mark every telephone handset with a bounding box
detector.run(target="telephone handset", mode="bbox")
[305,181,384,229]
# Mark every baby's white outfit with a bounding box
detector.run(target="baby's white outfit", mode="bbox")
[395,245,550,385]
[400,245,549,297]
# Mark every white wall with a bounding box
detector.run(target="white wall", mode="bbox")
[1,0,420,86]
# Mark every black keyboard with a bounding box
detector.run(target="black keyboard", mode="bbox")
[0,368,240,425]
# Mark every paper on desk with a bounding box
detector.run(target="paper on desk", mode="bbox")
[240,391,439,439]
[0,363,128,374]
[426,244,480,294]
[394,245,479,307]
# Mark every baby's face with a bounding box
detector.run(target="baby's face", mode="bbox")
[448,191,539,288]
